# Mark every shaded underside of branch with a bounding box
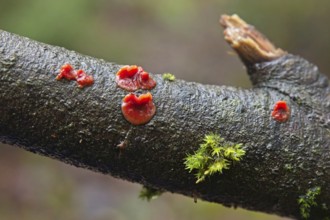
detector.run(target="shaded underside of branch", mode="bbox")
[0,15,329,219]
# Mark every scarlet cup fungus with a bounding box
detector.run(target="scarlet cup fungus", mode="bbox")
[271,101,290,122]
[56,64,94,88]
[138,70,156,90]
[121,92,156,125]
[76,69,94,88]
[116,65,156,91]
[56,64,76,80]
[116,65,140,91]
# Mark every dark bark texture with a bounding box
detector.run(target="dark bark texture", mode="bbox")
[0,25,329,220]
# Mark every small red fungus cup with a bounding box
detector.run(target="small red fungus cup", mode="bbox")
[116,65,156,91]
[76,69,94,88]
[271,100,290,123]
[138,71,156,90]
[56,64,76,80]
[121,92,156,125]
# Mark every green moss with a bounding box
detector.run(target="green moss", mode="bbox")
[184,134,245,183]
[298,186,321,219]
[139,186,163,201]
[162,73,176,81]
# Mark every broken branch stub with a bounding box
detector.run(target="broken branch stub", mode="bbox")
[220,14,286,65]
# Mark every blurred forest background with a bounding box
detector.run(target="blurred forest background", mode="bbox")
[1,0,330,219]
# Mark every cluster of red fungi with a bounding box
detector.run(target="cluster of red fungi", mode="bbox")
[115,65,156,91]
[56,64,290,125]
[56,64,156,125]
[56,64,94,88]
[116,65,157,125]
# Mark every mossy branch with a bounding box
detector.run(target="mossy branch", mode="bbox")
[184,134,245,183]
[298,187,322,219]
[0,15,329,219]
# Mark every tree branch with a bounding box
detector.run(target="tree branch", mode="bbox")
[0,14,329,220]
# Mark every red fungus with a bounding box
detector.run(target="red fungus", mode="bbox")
[117,65,141,79]
[56,64,94,88]
[121,92,156,125]
[116,65,140,91]
[140,71,150,81]
[56,64,76,80]
[116,65,156,91]
[138,71,156,90]
[76,69,94,88]
[271,100,290,123]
